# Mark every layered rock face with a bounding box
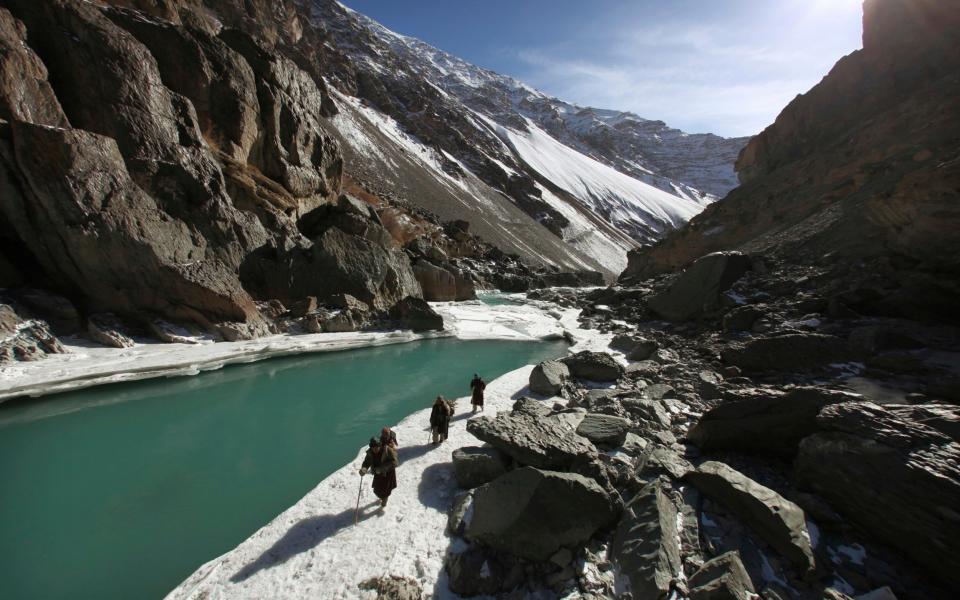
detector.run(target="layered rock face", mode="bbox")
[620,0,960,322]
[0,0,471,344]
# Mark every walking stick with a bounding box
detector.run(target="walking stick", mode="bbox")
[354,473,364,525]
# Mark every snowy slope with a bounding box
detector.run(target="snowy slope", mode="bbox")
[334,1,749,199]
[306,0,748,273]
[501,118,704,243]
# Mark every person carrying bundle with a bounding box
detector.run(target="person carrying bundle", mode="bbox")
[429,395,453,444]
[359,427,398,508]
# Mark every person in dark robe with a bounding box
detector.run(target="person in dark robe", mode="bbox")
[359,428,398,507]
[470,373,486,413]
[429,395,452,444]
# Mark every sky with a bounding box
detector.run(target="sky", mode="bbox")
[340,0,864,138]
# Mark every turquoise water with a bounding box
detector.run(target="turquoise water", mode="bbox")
[477,292,525,306]
[0,338,567,600]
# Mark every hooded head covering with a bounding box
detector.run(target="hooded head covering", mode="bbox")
[380,427,392,445]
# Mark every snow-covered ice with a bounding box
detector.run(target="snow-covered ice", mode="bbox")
[0,300,578,403]
[161,302,611,599]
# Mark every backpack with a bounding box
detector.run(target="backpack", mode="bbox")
[445,399,456,416]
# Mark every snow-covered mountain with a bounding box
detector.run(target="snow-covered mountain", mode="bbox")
[306,0,750,273]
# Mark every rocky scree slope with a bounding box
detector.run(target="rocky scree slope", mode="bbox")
[446,245,959,598]
[620,0,960,325]
[431,2,960,597]
[0,0,606,361]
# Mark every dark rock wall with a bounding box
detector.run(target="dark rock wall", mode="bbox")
[619,0,960,322]
[0,0,412,333]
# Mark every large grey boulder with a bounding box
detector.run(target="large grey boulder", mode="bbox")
[795,402,960,588]
[647,252,752,321]
[389,297,443,331]
[529,360,570,395]
[576,413,631,446]
[687,387,860,456]
[721,333,851,372]
[609,479,681,599]
[688,551,756,600]
[684,461,815,573]
[466,467,620,561]
[636,444,693,480]
[466,401,596,469]
[452,447,508,489]
[561,351,624,382]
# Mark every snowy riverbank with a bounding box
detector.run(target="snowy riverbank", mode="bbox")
[0,299,572,403]
[165,313,613,600]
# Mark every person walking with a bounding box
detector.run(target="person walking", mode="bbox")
[429,395,452,444]
[359,428,398,508]
[470,373,486,413]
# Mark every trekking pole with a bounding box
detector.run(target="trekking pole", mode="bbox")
[354,473,364,525]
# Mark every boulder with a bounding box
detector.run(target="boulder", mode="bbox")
[243,226,421,312]
[688,551,756,600]
[452,446,508,489]
[623,398,673,431]
[885,404,960,442]
[576,413,632,446]
[447,491,473,537]
[625,338,659,361]
[684,461,815,573]
[687,387,860,456]
[721,333,851,372]
[609,479,681,599]
[646,252,752,321]
[561,351,624,382]
[698,370,724,400]
[445,545,507,597]
[466,467,620,561]
[466,402,596,470]
[288,296,318,318]
[87,313,135,348]
[389,297,443,332]
[529,360,570,395]
[641,383,677,401]
[722,304,765,332]
[636,444,693,480]
[795,402,960,588]
[0,303,64,362]
[328,293,370,312]
[609,333,641,352]
[322,311,356,333]
[412,259,476,302]
[412,259,457,302]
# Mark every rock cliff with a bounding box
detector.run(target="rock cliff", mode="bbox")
[620,0,960,322]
